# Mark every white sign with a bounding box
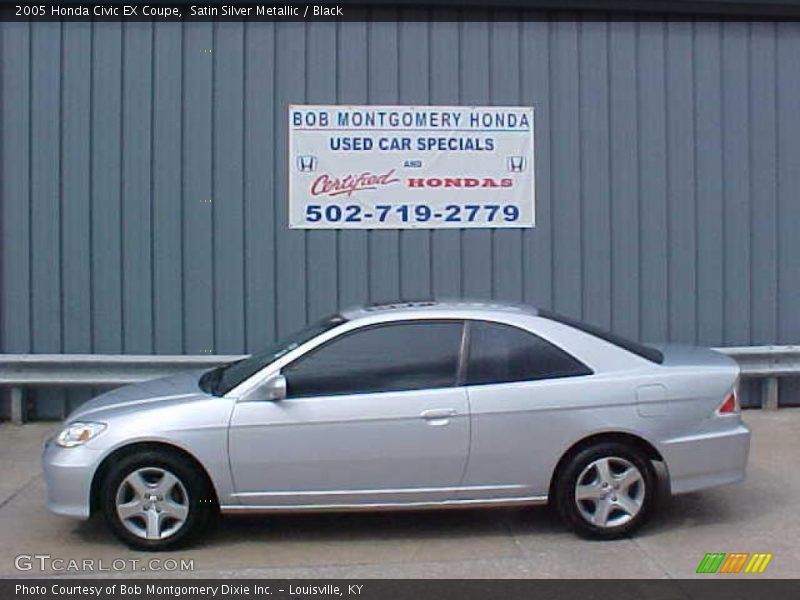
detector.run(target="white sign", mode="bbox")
[289,105,534,229]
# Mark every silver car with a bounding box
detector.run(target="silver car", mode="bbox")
[42,301,750,550]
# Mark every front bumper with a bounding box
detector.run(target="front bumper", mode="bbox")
[41,439,104,519]
[660,420,751,495]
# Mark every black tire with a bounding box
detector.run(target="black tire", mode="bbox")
[554,442,655,540]
[101,449,215,551]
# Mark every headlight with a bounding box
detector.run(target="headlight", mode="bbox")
[55,422,107,448]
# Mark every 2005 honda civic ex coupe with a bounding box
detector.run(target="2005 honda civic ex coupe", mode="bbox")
[43,301,750,550]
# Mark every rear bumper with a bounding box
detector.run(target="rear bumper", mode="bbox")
[659,420,751,495]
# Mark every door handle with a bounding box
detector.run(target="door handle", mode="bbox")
[420,408,457,420]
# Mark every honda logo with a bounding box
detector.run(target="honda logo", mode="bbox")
[507,156,526,173]
[297,155,317,173]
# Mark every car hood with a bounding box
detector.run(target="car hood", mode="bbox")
[67,370,210,422]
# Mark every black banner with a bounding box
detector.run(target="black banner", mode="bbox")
[3,580,800,600]
[3,1,800,21]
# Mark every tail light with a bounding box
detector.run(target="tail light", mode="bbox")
[717,390,740,415]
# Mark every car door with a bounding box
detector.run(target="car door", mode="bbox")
[227,319,470,507]
[458,319,594,500]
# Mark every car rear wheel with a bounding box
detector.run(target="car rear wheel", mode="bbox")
[101,450,214,550]
[554,442,655,540]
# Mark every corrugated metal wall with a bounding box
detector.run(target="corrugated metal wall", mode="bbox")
[2,12,800,417]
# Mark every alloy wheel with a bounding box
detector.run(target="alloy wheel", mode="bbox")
[574,456,645,528]
[115,467,190,540]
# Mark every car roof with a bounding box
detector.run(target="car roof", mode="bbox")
[340,299,540,321]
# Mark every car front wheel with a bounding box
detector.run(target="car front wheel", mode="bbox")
[101,450,214,550]
[555,442,655,540]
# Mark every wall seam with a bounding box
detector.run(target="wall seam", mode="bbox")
[271,23,278,341]
[773,22,781,343]
[179,22,187,353]
[119,22,126,353]
[664,19,672,341]
[720,22,727,344]
[241,22,249,351]
[547,13,554,309]
[149,21,156,353]
[0,20,4,356]
[608,16,615,331]
[635,18,643,340]
[211,21,218,350]
[577,16,585,320]
[88,22,94,354]
[691,18,700,345]
[58,21,65,355]
[27,22,33,352]
[746,21,754,345]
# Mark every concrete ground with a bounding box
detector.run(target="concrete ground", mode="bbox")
[1,409,798,579]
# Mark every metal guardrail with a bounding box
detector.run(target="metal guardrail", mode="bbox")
[0,354,245,424]
[0,354,246,387]
[715,346,800,411]
[1,347,798,423]
[715,346,800,377]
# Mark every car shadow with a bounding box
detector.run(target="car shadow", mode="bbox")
[640,469,787,537]
[210,505,565,546]
[68,504,564,551]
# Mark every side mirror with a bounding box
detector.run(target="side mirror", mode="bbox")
[240,373,287,402]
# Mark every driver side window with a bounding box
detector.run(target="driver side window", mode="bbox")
[282,320,464,398]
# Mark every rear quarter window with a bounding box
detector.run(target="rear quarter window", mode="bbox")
[466,320,593,386]
[538,309,665,364]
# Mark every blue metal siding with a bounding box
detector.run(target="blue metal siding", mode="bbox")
[2,15,800,416]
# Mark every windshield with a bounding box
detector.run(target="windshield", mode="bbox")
[199,314,347,397]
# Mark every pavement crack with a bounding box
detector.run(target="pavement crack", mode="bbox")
[502,516,526,558]
[0,474,41,511]
[630,533,674,580]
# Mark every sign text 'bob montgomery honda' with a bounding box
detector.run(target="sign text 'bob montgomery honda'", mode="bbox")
[289,105,535,229]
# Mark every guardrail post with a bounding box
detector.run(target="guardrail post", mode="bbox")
[9,387,25,424]
[762,377,779,411]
